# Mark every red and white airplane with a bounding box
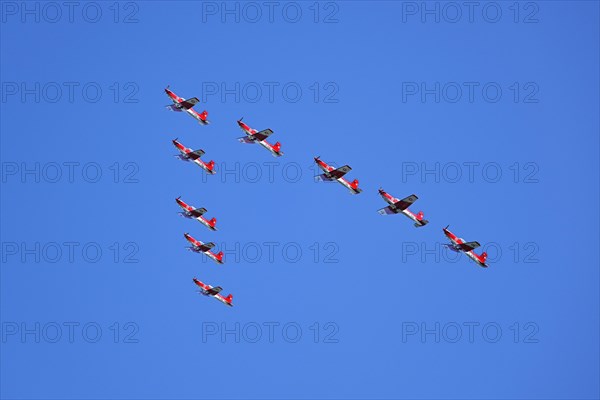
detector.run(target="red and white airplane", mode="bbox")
[314,156,361,194]
[176,197,217,231]
[443,226,488,268]
[164,86,209,125]
[172,139,216,175]
[193,278,233,307]
[184,233,224,264]
[237,118,283,157]
[377,188,428,227]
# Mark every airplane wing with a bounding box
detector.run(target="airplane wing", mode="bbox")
[457,241,481,252]
[206,286,223,296]
[328,165,352,179]
[238,136,256,144]
[189,207,207,218]
[198,242,215,252]
[180,97,200,110]
[166,104,183,112]
[378,206,398,215]
[315,173,336,182]
[390,194,418,211]
[253,129,274,141]
[187,149,205,160]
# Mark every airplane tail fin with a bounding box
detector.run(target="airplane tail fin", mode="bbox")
[350,179,359,190]
[272,141,281,153]
[208,217,217,228]
[224,294,233,303]
[199,110,208,120]
[206,160,215,171]
[215,251,224,262]
[416,211,424,221]
[481,252,488,263]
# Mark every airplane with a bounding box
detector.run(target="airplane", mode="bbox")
[164,86,209,125]
[193,278,233,307]
[313,156,361,194]
[237,118,283,157]
[377,188,429,227]
[184,233,224,264]
[442,225,488,268]
[172,138,216,175]
[176,197,217,231]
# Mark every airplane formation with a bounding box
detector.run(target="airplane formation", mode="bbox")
[165,86,489,308]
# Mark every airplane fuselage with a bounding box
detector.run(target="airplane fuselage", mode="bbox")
[401,208,427,227]
[194,279,233,307]
[379,191,427,227]
[173,141,215,175]
[213,294,233,307]
[189,245,223,264]
[185,234,223,264]
[177,154,215,174]
[316,159,360,194]
[165,88,209,125]
[192,159,215,174]
[238,122,283,157]
[336,176,360,194]
[179,212,217,231]
[194,214,217,231]
[257,139,282,157]
[443,229,487,267]
[187,108,208,124]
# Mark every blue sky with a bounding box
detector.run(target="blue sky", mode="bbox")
[1,1,599,399]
